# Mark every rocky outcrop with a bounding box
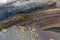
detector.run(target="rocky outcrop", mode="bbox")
[0,1,56,23]
[33,8,60,29]
[0,8,60,30]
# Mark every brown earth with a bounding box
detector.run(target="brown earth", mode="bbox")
[1,8,60,30]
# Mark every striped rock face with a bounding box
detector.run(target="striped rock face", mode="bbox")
[0,0,59,40]
[0,0,56,23]
[40,8,60,27]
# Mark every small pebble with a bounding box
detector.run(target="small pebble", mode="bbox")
[19,26,27,32]
[28,27,31,30]
[30,31,34,34]
[18,26,22,28]
[20,29,25,32]
[1,29,7,33]
[32,28,36,32]
[35,34,38,37]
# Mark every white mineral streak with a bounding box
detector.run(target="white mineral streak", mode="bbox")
[0,0,56,6]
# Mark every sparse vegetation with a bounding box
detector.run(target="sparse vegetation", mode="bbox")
[0,14,34,30]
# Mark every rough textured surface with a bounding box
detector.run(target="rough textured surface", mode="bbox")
[0,32,5,40]
[0,25,60,40]
[0,1,56,23]
[0,0,60,40]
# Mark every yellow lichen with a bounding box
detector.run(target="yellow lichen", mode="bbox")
[1,29,7,33]
[19,26,26,32]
